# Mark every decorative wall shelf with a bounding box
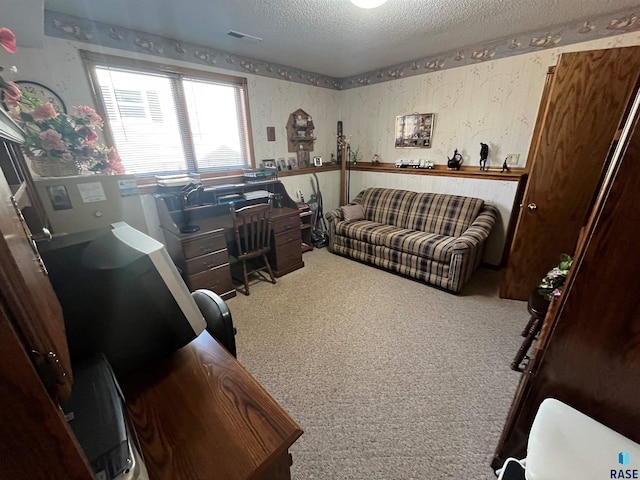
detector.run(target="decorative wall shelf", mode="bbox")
[349,162,526,181]
[286,109,315,168]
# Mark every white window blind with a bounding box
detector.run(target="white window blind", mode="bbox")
[183,78,249,170]
[91,61,252,176]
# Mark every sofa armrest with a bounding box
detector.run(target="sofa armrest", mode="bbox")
[451,204,499,253]
[325,208,343,223]
[325,209,343,252]
[447,204,499,293]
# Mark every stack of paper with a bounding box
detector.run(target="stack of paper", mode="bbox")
[243,190,270,200]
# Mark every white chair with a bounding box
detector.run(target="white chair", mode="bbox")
[497,398,640,480]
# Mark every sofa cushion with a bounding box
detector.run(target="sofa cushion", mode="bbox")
[334,220,402,246]
[384,228,458,262]
[404,193,484,237]
[355,188,417,228]
[341,203,365,221]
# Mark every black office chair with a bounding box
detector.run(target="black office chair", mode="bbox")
[191,289,237,357]
[229,202,276,296]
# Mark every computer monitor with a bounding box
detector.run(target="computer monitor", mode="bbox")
[44,222,205,376]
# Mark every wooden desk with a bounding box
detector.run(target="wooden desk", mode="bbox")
[156,181,304,299]
[121,332,303,480]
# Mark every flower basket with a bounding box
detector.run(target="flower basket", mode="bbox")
[30,156,83,178]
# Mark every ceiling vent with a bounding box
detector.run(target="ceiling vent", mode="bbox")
[227,30,263,42]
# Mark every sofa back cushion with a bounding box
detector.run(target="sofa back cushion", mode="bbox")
[405,193,484,236]
[353,188,417,228]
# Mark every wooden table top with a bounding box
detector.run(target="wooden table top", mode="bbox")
[121,332,303,480]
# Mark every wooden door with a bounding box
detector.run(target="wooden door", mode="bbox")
[493,79,640,466]
[500,46,640,300]
[0,140,73,402]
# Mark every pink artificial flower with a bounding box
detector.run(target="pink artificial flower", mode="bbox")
[103,148,125,174]
[31,103,58,121]
[78,126,98,143]
[39,129,65,151]
[0,28,17,54]
[61,153,74,163]
[72,105,103,127]
[3,81,21,106]
[107,147,120,161]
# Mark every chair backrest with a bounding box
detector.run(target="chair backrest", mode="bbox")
[230,202,272,259]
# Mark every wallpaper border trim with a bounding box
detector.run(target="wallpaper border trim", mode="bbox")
[44,9,639,91]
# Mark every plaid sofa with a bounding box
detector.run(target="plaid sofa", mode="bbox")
[325,188,498,293]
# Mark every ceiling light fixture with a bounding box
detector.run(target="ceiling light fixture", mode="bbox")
[350,0,388,9]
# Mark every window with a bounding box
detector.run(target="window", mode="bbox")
[83,52,253,176]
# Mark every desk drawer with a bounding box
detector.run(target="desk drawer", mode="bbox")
[273,239,302,266]
[272,215,300,234]
[189,264,234,294]
[274,228,300,246]
[185,249,229,275]
[183,233,227,259]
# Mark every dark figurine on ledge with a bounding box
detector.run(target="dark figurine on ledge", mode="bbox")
[501,158,510,173]
[479,143,489,171]
[447,149,463,170]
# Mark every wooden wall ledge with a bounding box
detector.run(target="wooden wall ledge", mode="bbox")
[277,164,340,177]
[347,162,526,181]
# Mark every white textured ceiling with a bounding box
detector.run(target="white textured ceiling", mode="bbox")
[44,0,639,77]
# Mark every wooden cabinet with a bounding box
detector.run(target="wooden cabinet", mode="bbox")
[500,46,640,300]
[493,77,640,469]
[270,208,304,277]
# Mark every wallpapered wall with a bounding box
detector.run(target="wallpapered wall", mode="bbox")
[6,30,640,263]
[339,30,640,169]
[339,30,640,265]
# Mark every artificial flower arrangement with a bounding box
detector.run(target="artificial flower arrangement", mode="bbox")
[0,25,124,176]
[8,96,125,176]
[538,253,573,301]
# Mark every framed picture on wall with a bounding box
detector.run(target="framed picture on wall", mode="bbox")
[395,113,434,148]
[262,159,276,169]
[277,158,287,171]
[288,156,298,170]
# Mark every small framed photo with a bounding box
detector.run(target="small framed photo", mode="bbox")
[288,156,298,170]
[277,158,287,171]
[262,159,276,168]
[46,185,73,211]
[313,156,323,167]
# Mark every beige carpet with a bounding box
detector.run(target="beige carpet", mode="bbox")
[226,248,527,479]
